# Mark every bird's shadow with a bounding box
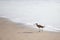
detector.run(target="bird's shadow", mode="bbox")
[17,32,33,34]
[23,32,33,33]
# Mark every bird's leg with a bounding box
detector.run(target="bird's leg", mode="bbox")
[39,28,40,32]
[42,28,43,32]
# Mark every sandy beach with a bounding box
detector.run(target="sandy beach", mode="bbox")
[0,17,60,40]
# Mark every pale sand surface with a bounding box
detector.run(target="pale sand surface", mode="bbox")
[0,17,60,40]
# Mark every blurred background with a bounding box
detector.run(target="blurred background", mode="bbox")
[0,0,60,32]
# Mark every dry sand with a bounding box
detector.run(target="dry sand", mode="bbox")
[0,17,60,40]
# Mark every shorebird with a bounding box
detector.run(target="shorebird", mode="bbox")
[36,23,44,32]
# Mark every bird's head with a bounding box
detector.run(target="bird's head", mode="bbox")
[35,23,38,25]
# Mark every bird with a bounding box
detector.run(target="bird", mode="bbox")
[35,23,45,32]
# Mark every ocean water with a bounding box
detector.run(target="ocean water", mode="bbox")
[0,16,60,32]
